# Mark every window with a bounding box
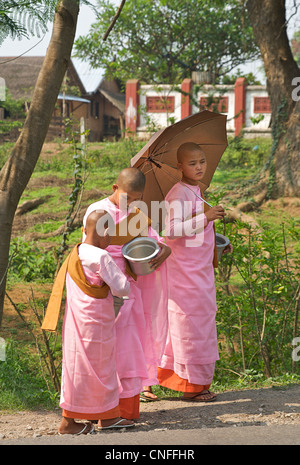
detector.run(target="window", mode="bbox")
[253,97,271,113]
[199,96,228,113]
[146,96,175,113]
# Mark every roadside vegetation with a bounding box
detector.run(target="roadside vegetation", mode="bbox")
[0,133,299,411]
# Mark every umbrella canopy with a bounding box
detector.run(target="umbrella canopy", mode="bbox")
[130,110,228,228]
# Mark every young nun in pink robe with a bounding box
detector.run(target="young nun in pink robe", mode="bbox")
[59,210,134,435]
[83,168,171,416]
[157,142,231,402]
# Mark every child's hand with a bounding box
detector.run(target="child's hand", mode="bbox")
[149,242,171,270]
[205,205,226,222]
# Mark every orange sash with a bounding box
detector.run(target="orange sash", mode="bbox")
[110,207,152,280]
[41,208,152,332]
[41,244,109,332]
[110,208,151,246]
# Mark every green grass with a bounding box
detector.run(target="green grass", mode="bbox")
[29,219,64,235]
[212,166,253,187]
[0,340,59,411]
[0,339,298,412]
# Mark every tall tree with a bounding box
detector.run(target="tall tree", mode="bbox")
[75,0,259,84]
[246,0,300,197]
[0,0,80,325]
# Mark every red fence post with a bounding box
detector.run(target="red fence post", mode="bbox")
[181,78,193,119]
[234,77,247,136]
[125,79,140,134]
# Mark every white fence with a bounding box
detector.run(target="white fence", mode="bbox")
[126,78,271,139]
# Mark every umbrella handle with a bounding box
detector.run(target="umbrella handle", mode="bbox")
[179,182,213,208]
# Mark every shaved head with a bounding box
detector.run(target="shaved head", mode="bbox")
[116,168,146,193]
[177,142,205,163]
[85,210,108,228]
[85,210,114,236]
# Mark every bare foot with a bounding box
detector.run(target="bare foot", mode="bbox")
[140,386,158,401]
[58,417,94,435]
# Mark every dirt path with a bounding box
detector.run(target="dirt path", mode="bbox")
[1,385,299,444]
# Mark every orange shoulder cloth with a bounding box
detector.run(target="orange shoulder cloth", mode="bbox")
[41,244,109,332]
[110,207,152,246]
[42,207,152,332]
[110,207,152,279]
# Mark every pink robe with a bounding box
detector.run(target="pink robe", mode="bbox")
[83,198,168,398]
[60,244,130,414]
[159,182,219,385]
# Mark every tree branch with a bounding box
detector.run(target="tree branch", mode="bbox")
[103,0,126,41]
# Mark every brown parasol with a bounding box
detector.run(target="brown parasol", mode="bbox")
[130,110,228,229]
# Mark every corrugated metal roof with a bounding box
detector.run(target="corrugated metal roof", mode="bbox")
[57,93,90,103]
[72,57,103,94]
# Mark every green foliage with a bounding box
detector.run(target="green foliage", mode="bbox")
[221,69,262,85]
[55,118,90,262]
[0,142,14,169]
[0,1,94,44]
[8,238,56,283]
[96,138,144,171]
[215,218,300,382]
[0,0,57,44]
[264,98,289,199]
[79,137,145,192]
[218,136,272,170]
[0,90,26,119]
[0,120,23,135]
[291,28,300,63]
[0,339,59,410]
[74,0,259,84]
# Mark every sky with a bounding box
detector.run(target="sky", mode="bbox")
[0,0,299,85]
[0,2,98,58]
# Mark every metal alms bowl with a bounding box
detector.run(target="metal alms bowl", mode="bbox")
[122,237,160,276]
[216,233,230,261]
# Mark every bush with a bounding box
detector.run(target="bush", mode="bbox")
[8,238,56,283]
[219,135,272,170]
[215,218,300,381]
[0,339,59,410]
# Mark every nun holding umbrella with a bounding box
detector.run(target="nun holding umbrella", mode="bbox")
[126,110,232,402]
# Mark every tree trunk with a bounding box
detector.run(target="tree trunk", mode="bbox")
[0,0,79,326]
[274,100,300,196]
[246,0,300,197]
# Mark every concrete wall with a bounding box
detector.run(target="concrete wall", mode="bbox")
[126,78,271,139]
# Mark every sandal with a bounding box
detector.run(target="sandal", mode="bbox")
[58,422,95,435]
[181,390,217,402]
[140,389,159,402]
[96,418,135,430]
